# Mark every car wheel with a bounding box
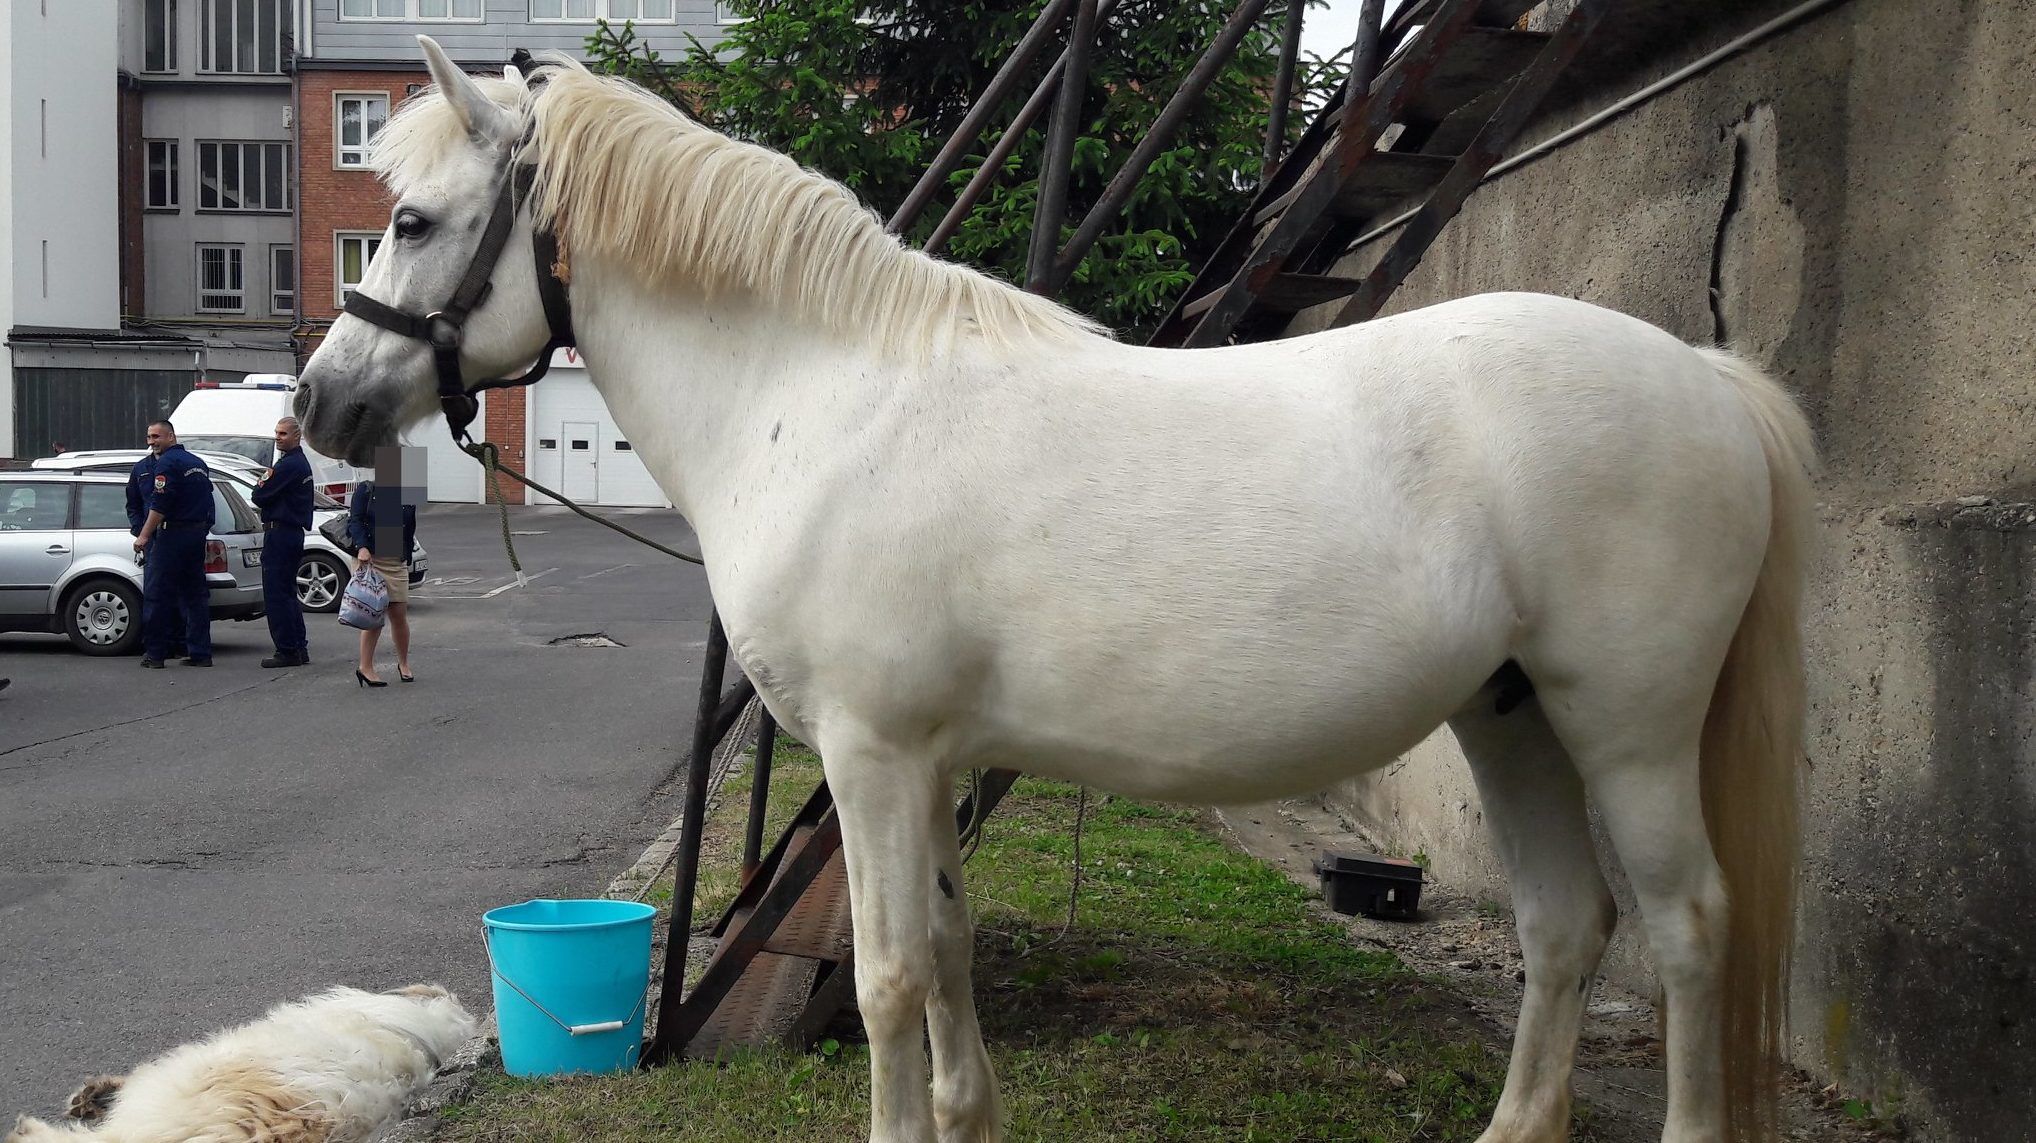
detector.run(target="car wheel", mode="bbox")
[297,551,347,613]
[62,578,142,656]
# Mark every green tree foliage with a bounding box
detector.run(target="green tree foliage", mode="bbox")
[585,3,1331,338]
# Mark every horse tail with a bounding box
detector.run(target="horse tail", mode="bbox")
[1696,347,1815,1142]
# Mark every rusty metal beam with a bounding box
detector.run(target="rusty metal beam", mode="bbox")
[1044,0,1275,296]
[645,802,845,1064]
[649,609,729,1056]
[1344,0,1386,112]
[1330,0,1605,327]
[1261,0,1307,180]
[1177,0,1482,347]
[887,0,1075,236]
[1028,0,1099,290]
[923,0,1128,257]
[741,708,777,879]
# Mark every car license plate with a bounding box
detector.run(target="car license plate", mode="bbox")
[243,549,262,568]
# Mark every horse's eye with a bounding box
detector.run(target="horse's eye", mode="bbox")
[394,211,432,240]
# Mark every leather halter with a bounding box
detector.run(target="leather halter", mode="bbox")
[341,163,575,444]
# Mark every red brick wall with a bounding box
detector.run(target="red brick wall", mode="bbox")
[482,387,527,504]
[296,67,525,502]
[296,69,410,330]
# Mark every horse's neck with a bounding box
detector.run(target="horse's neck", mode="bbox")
[568,261,900,533]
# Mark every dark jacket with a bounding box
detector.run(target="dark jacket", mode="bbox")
[145,445,215,527]
[251,447,315,531]
[125,453,158,534]
[347,479,417,562]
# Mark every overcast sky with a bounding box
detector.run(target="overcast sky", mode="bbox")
[1299,0,1408,67]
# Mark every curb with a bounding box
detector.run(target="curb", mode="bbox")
[368,698,762,1142]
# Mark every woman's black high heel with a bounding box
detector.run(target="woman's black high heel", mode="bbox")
[399,668,415,683]
[356,669,387,689]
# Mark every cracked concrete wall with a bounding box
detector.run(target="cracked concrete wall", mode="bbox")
[1294,1,2035,1136]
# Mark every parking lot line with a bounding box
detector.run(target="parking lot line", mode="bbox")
[480,567,558,597]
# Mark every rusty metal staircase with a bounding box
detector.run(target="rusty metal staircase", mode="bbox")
[1152,0,1605,348]
[643,0,1602,1068]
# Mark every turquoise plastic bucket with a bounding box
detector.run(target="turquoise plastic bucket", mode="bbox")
[482,898,658,1077]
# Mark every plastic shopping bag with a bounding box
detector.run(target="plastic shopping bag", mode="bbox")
[338,563,390,632]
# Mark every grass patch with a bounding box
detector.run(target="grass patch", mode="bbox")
[441,742,1511,1141]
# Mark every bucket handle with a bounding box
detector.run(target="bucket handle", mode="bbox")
[482,928,649,1038]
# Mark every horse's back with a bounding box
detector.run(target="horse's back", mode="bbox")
[737,292,1780,798]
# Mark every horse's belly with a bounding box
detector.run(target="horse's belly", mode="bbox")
[958,626,1497,804]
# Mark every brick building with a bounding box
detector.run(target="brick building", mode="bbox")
[290,2,729,504]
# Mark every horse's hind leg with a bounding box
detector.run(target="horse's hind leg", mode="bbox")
[925,777,1003,1143]
[1537,677,1729,1143]
[1450,695,1616,1143]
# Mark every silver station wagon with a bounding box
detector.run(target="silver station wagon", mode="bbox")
[0,470,266,655]
[33,450,428,613]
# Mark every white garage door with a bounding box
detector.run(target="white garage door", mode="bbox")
[403,390,486,504]
[528,353,670,508]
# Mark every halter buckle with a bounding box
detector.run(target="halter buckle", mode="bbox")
[424,311,463,351]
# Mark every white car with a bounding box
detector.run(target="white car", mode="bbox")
[167,376,365,503]
[30,450,428,613]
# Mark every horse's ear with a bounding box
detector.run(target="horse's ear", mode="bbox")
[416,35,513,146]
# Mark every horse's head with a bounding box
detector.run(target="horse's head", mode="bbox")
[296,37,556,466]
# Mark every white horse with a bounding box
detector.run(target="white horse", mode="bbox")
[298,40,1813,1143]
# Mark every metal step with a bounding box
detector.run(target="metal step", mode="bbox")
[1393,27,1550,125]
[1182,273,1363,319]
[1254,151,1455,227]
[686,846,852,1061]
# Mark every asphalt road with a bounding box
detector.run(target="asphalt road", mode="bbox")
[0,504,714,1119]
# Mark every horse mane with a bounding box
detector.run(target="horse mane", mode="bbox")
[370,57,1107,356]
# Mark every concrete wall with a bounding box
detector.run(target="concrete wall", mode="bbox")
[140,85,296,319]
[8,3,120,333]
[1,2,122,459]
[1295,1,2035,1137]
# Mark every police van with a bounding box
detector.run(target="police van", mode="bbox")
[166,376,363,503]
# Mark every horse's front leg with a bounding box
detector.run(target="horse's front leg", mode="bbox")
[829,743,944,1142]
[925,778,1002,1142]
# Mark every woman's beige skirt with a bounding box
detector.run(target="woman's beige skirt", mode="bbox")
[371,556,409,605]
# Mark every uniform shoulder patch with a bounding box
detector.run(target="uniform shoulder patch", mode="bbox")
[153,474,167,492]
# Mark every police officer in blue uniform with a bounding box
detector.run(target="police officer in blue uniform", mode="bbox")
[252,416,314,667]
[127,423,188,660]
[127,425,181,660]
[132,424,215,668]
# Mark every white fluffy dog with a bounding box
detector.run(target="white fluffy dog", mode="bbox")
[7,985,477,1143]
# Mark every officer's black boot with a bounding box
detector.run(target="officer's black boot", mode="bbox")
[260,651,299,668]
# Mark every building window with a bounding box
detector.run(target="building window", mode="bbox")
[340,0,483,18]
[145,0,178,72]
[200,0,288,75]
[335,94,389,167]
[146,141,179,210]
[531,0,674,22]
[336,232,383,305]
[197,141,291,212]
[715,2,744,22]
[197,244,245,313]
[270,245,294,314]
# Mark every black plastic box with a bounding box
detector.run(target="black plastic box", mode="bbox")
[1313,850,1425,919]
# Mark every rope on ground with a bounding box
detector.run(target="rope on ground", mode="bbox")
[1060,786,1088,939]
[459,437,705,568]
